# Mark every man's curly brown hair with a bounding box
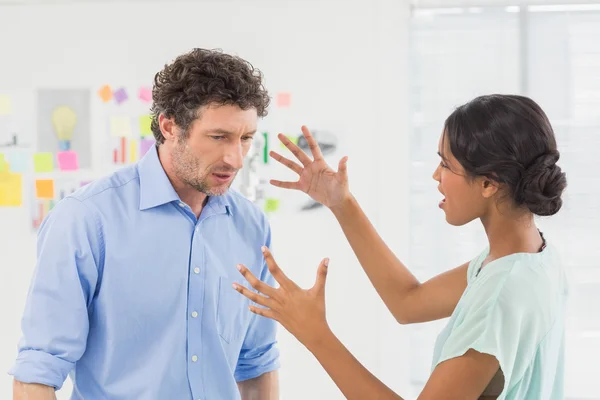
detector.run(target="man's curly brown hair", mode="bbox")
[150,48,270,144]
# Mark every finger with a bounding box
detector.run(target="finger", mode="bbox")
[270,179,301,190]
[301,126,324,161]
[262,246,297,290]
[269,151,303,175]
[337,156,349,181]
[248,305,279,321]
[314,258,329,295]
[232,281,277,309]
[278,133,312,167]
[236,264,278,299]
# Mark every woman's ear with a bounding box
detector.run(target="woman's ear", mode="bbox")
[481,179,499,199]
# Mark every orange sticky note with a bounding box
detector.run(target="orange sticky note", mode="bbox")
[35,179,55,200]
[0,172,22,206]
[97,85,113,103]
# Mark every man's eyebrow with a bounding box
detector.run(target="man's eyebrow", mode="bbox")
[205,129,257,135]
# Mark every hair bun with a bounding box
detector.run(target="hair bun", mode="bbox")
[516,152,567,216]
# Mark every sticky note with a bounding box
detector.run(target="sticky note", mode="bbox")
[57,151,79,171]
[0,153,6,172]
[113,87,128,105]
[97,85,112,103]
[0,95,13,115]
[35,179,54,200]
[6,151,30,173]
[110,116,132,137]
[138,87,152,103]
[264,198,280,213]
[279,135,299,149]
[140,138,155,156]
[0,172,22,206]
[139,115,153,137]
[276,92,291,108]
[33,152,54,172]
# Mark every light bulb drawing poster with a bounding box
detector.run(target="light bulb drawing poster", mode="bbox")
[36,89,91,168]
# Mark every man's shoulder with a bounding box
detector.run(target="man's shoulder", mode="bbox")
[226,190,267,217]
[225,190,269,229]
[71,164,140,206]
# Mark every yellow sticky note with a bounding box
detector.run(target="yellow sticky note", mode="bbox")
[0,172,22,206]
[0,95,13,115]
[33,152,54,172]
[35,179,55,200]
[264,198,280,213]
[279,135,299,149]
[110,116,132,137]
[139,115,153,137]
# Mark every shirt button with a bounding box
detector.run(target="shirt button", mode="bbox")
[194,267,200,274]
[191,311,198,318]
[192,355,198,362]
[178,202,185,207]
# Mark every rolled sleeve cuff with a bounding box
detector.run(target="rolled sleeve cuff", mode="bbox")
[235,345,280,382]
[8,349,74,390]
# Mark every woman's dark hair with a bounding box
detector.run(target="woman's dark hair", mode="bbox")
[150,48,270,144]
[443,94,567,216]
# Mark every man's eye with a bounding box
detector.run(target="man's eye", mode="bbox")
[242,136,254,142]
[211,136,226,140]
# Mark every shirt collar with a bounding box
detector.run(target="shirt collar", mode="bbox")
[138,144,232,216]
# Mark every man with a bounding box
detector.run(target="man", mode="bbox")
[10,48,280,400]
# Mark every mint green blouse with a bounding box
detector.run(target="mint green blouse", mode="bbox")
[431,243,569,399]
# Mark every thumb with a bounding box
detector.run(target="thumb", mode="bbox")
[337,156,348,181]
[314,258,329,295]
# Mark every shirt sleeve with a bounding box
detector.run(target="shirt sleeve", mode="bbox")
[234,220,280,382]
[8,197,102,390]
[434,264,550,393]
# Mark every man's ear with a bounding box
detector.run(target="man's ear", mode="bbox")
[158,114,178,142]
[481,178,499,199]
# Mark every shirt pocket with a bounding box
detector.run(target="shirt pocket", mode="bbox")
[216,276,252,344]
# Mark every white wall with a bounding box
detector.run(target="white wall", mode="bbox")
[0,1,412,399]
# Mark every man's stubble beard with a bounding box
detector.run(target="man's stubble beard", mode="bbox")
[172,139,237,197]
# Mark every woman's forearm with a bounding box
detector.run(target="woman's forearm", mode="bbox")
[330,195,420,322]
[306,328,403,400]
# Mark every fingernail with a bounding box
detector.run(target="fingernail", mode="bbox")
[324,258,330,267]
[236,264,242,271]
[261,246,267,252]
[232,283,239,290]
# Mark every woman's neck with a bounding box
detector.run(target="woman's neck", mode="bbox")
[480,210,544,261]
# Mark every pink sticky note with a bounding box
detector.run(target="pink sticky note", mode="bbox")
[138,87,152,103]
[57,151,79,171]
[140,139,155,156]
[276,92,291,108]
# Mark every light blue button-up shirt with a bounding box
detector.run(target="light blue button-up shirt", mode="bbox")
[9,145,280,399]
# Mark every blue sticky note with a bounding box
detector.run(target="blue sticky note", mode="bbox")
[6,151,30,173]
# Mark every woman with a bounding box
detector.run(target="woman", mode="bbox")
[233,94,569,399]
